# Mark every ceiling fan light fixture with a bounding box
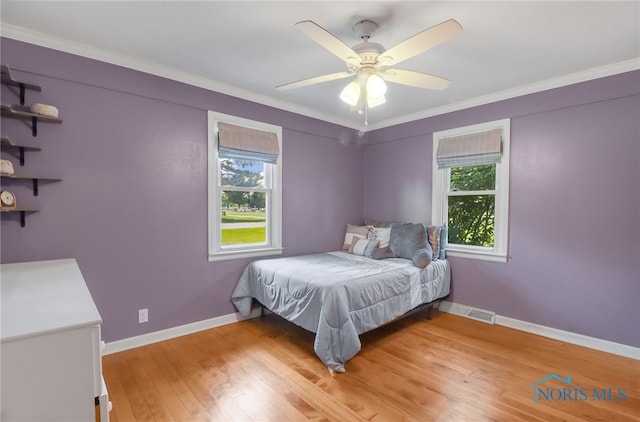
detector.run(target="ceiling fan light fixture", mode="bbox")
[339,80,361,106]
[366,74,387,98]
[367,93,386,109]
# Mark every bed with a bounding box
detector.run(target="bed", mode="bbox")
[231,223,450,373]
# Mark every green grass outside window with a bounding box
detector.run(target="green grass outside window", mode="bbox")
[221,227,266,245]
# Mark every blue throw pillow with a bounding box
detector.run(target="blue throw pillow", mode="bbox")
[438,225,448,259]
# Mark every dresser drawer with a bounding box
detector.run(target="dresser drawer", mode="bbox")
[1,325,102,421]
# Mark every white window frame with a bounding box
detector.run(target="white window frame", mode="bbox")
[208,111,283,261]
[432,118,510,263]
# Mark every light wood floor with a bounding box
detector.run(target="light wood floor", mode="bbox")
[103,310,639,421]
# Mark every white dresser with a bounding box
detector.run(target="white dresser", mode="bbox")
[1,259,110,421]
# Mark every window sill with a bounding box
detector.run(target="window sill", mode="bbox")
[208,246,283,262]
[445,248,508,263]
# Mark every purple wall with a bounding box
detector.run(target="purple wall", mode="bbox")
[0,38,363,342]
[2,37,638,349]
[363,71,640,348]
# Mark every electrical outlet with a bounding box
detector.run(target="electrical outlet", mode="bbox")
[138,308,149,324]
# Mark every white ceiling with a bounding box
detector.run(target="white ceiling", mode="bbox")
[1,1,639,131]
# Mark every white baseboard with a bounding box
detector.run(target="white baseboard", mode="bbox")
[103,307,263,355]
[439,300,639,361]
[105,301,639,361]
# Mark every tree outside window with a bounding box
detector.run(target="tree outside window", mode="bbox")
[447,164,496,247]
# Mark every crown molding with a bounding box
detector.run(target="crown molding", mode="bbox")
[0,23,361,130]
[2,23,637,133]
[365,58,640,131]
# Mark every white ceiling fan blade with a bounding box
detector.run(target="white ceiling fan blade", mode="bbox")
[380,69,451,90]
[295,20,360,63]
[276,72,352,90]
[380,19,463,66]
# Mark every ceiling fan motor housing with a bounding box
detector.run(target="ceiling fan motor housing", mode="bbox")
[347,42,384,71]
[345,19,385,71]
[353,19,378,40]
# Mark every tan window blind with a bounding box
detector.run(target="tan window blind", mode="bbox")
[217,121,280,164]
[436,128,502,168]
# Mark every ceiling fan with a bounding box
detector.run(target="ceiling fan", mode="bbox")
[277,18,463,114]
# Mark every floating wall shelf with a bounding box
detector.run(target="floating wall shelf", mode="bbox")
[0,174,61,196]
[1,65,42,105]
[1,64,62,227]
[0,208,39,227]
[1,136,41,166]
[1,104,63,137]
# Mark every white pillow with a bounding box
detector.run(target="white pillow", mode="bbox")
[368,227,391,249]
[342,224,370,250]
[349,238,379,257]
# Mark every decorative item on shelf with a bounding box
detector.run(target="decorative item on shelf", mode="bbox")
[30,103,59,118]
[0,190,17,209]
[0,158,15,175]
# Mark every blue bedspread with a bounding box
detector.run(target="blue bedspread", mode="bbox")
[231,251,450,372]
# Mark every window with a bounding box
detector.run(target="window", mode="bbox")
[432,119,510,262]
[208,111,282,261]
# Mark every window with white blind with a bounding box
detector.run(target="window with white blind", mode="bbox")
[432,119,510,262]
[208,111,283,261]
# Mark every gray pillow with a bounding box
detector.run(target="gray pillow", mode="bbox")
[389,223,427,260]
[371,246,395,260]
[412,248,432,268]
